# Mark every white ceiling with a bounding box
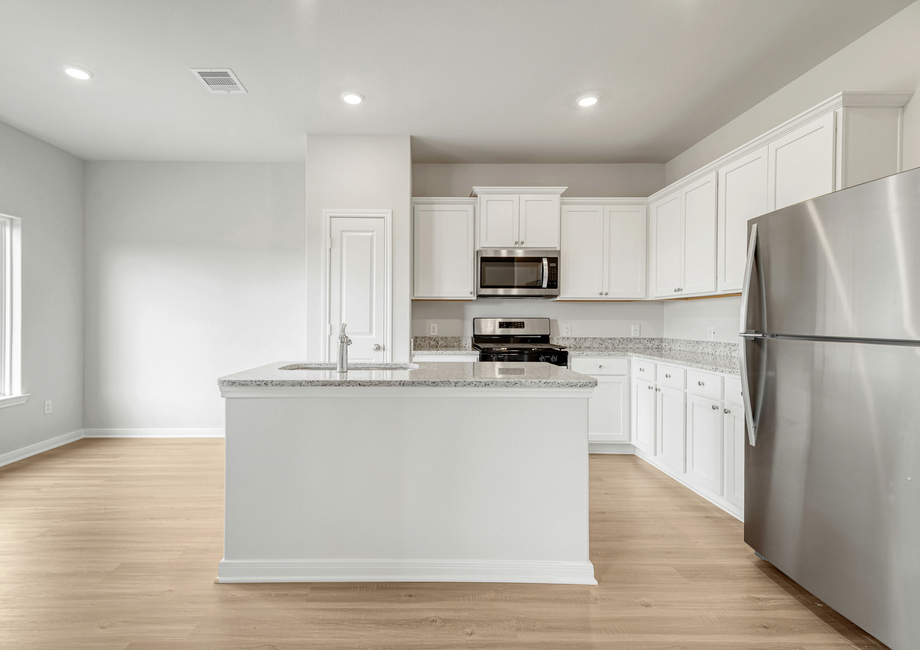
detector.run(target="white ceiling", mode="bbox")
[0,0,913,163]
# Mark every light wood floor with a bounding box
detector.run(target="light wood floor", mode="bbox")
[0,439,887,649]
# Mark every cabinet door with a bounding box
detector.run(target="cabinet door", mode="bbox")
[768,111,836,211]
[478,194,519,248]
[650,193,682,298]
[413,204,475,299]
[686,394,724,494]
[681,173,717,295]
[717,147,768,293]
[588,375,629,444]
[560,205,605,298]
[632,379,657,455]
[723,402,745,509]
[657,386,686,473]
[519,194,560,248]
[605,204,647,299]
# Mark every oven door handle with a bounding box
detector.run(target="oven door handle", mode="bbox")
[542,257,549,289]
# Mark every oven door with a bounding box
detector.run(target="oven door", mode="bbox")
[477,249,559,297]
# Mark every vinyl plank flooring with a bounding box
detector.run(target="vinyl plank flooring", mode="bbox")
[0,439,888,649]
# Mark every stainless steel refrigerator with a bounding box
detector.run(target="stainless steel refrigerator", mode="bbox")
[741,167,920,650]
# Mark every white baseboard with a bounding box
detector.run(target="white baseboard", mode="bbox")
[82,428,224,438]
[588,441,636,454]
[0,429,84,468]
[217,558,597,585]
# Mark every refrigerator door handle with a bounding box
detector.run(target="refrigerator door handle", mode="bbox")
[739,224,763,446]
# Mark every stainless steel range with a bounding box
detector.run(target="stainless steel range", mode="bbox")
[472,318,568,366]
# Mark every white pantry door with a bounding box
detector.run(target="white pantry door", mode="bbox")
[328,216,388,363]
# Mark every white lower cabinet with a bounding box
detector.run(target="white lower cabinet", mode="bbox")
[572,357,629,445]
[723,401,745,510]
[686,394,724,495]
[628,360,745,520]
[631,379,657,455]
[656,386,686,474]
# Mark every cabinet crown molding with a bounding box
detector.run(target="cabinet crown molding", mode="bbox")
[411,197,477,205]
[470,186,567,197]
[648,91,913,203]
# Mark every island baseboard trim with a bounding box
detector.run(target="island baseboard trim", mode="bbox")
[217,559,597,585]
[83,428,225,438]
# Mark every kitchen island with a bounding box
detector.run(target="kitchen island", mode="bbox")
[217,362,597,585]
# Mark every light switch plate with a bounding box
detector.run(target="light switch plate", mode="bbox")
[562,324,572,337]
[429,323,438,336]
[630,325,641,338]
[44,400,52,415]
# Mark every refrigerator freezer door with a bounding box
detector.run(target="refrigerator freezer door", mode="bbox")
[745,336,920,650]
[746,167,920,342]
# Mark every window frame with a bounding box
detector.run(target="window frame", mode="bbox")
[0,212,25,408]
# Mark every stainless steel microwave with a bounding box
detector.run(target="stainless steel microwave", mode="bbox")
[476,249,560,298]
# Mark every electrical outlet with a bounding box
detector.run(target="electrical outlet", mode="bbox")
[429,323,438,336]
[44,400,52,415]
[631,324,641,338]
[708,326,716,341]
[562,324,572,337]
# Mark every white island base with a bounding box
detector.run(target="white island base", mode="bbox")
[217,362,596,585]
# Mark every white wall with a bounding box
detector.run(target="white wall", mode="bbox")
[306,135,413,362]
[412,163,665,198]
[665,1,920,184]
[413,300,664,339]
[0,121,84,456]
[662,296,741,344]
[83,162,305,430]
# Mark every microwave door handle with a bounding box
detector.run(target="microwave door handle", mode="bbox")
[542,258,549,289]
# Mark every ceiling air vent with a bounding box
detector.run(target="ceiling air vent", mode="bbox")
[191,68,247,94]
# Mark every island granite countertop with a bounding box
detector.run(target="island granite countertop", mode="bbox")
[219,361,597,388]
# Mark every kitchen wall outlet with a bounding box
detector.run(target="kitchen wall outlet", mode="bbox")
[631,324,641,338]
[707,326,716,341]
[562,324,572,337]
[44,400,52,415]
[429,323,438,336]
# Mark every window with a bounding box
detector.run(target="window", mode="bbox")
[0,213,24,408]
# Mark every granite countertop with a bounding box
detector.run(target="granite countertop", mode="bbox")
[411,348,478,355]
[568,348,740,375]
[219,361,597,388]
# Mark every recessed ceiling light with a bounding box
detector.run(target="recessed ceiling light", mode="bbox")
[63,65,93,81]
[577,94,599,107]
[341,92,364,105]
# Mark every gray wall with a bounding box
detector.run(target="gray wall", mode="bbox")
[412,163,665,198]
[306,135,413,362]
[83,162,306,430]
[666,1,920,184]
[0,121,84,456]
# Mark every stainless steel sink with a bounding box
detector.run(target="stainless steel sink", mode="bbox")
[280,363,419,371]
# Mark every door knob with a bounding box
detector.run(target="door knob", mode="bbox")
[373,344,382,351]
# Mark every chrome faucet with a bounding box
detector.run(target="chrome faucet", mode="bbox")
[336,323,352,373]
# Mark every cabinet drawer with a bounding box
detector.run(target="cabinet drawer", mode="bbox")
[687,369,722,399]
[631,359,656,380]
[658,364,686,389]
[571,357,628,376]
[724,376,743,405]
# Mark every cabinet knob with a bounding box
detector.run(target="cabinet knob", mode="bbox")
[698,381,705,386]
[599,291,603,296]
[598,364,603,368]
[665,373,671,378]
[373,344,382,351]
[647,385,653,390]
[656,388,660,392]
[604,292,608,295]
[673,288,678,293]
[470,290,473,295]
[639,368,644,372]
[711,404,719,410]
[724,408,731,414]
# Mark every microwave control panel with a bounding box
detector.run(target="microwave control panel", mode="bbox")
[547,261,558,289]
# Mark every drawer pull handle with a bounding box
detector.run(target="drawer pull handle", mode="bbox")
[698,381,705,386]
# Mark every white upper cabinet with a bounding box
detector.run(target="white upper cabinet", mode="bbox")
[561,202,647,300]
[767,111,836,211]
[717,146,769,293]
[473,187,565,249]
[650,173,716,298]
[560,205,605,298]
[412,201,476,300]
